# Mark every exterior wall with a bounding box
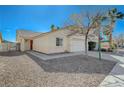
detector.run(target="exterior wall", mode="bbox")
[20,39,31,51]
[24,39,30,51]
[16,35,23,51]
[101,42,110,49]
[47,31,68,54]
[93,42,110,51]
[19,38,25,51]
[0,33,2,44]
[33,29,71,54]
[33,36,49,53]
[16,34,30,51]
[0,39,2,44]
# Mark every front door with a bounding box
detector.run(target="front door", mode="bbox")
[30,40,33,50]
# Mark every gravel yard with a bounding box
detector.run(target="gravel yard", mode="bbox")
[0,51,116,87]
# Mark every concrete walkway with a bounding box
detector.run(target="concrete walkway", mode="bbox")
[27,51,119,61]
[100,55,124,87]
[27,51,84,60]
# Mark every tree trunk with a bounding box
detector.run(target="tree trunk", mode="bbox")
[85,35,88,55]
[98,27,101,60]
[84,29,90,56]
[109,22,115,49]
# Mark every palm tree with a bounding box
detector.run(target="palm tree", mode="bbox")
[51,24,55,30]
[107,8,124,49]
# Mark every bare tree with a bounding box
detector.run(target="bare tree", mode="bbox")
[64,12,106,57]
[91,13,107,60]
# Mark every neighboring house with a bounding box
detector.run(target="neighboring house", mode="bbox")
[0,40,17,52]
[0,32,2,44]
[101,42,110,50]
[0,32,17,52]
[16,26,98,54]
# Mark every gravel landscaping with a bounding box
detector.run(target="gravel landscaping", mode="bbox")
[0,51,116,87]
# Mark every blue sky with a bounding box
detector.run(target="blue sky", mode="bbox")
[0,5,124,42]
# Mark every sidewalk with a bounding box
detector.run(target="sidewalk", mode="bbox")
[99,55,124,87]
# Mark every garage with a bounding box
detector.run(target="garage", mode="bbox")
[70,38,85,52]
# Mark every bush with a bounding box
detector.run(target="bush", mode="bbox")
[110,44,117,51]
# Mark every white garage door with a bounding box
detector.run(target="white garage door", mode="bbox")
[70,39,85,52]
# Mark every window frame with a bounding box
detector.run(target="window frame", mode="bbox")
[56,37,63,46]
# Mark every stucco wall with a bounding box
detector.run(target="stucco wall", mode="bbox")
[33,29,72,54]
[25,40,30,51]
[0,39,2,44]
[16,35,23,51]
[33,36,49,53]
[16,35,30,51]
[47,31,68,54]
[20,38,25,51]
[101,42,110,49]
[0,33,2,44]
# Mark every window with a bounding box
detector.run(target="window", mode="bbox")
[56,38,63,46]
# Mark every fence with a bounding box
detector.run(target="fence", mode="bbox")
[0,43,19,52]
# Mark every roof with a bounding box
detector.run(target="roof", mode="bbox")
[17,30,42,39]
[16,25,97,40]
[16,25,86,40]
[32,25,84,39]
[63,25,83,31]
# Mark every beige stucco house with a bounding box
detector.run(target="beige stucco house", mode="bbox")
[16,26,98,54]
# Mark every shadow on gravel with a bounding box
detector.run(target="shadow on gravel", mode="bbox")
[27,53,117,75]
[0,51,24,56]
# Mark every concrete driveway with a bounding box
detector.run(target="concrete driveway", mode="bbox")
[100,55,124,87]
[0,51,116,87]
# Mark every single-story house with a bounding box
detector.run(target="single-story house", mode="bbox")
[16,26,98,54]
